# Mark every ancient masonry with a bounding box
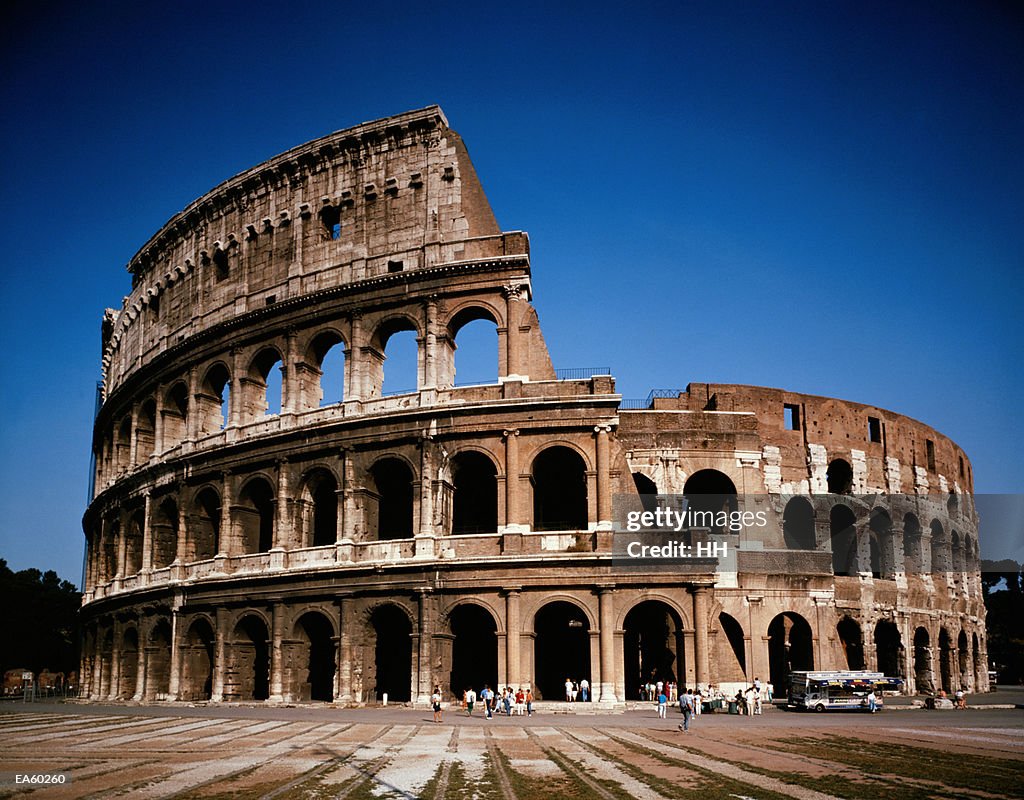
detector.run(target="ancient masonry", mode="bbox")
[80,106,986,705]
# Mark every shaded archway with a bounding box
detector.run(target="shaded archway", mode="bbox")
[448,604,498,698]
[830,505,858,576]
[299,468,338,547]
[768,612,813,691]
[826,459,853,494]
[783,497,816,550]
[151,496,179,569]
[534,601,591,700]
[228,616,270,701]
[124,509,145,575]
[913,627,933,693]
[237,477,275,554]
[120,627,139,699]
[837,616,865,670]
[163,381,189,448]
[451,452,498,534]
[623,601,683,699]
[145,620,172,700]
[903,513,923,575]
[369,458,414,540]
[198,363,231,435]
[683,469,738,534]
[938,627,953,693]
[191,487,221,560]
[295,612,335,702]
[869,509,893,579]
[972,632,983,690]
[931,520,950,576]
[875,619,903,678]
[532,447,588,531]
[713,612,746,684]
[181,618,214,701]
[368,604,412,702]
[99,629,114,698]
[958,629,970,690]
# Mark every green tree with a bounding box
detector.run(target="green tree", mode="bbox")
[0,559,81,676]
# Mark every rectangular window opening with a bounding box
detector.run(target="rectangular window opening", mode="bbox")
[387,260,404,273]
[868,416,882,443]
[331,222,341,240]
[959,456,964,478]
[926,439,936,472]
[783,403,800,431]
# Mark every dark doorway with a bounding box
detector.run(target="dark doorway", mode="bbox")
[451,452,498,534]
[534,601,591,700]
[826,459,853,494]
[876,619,903,678]
[147,620,172,700]
[783,497,816,550]
[371,458,414,539]
[715,613,746,683]
[532,447,588,531]
[837,616,865,670]
[296,612,335,702]
[830,505,858,576]
[914,627,933,693]
[624,601,682,699]
[768,612,814,691]
[448,604,498,697]
[120,628,139,699]
[232,616,270,701]
[183,619,214,701]
[238,478,275,553]
[939,628,953,693]
[370,604,412,702]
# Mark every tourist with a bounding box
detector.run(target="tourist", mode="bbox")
[867,688,877,713]
[482,685,493,719]
[955,689,966,709]
[744,686,756,717]
[580,677,590,702]
[432,686,443,723]
[678,688,694,731]
[526,687,534,717]
[657,687,668,718]
[465,686,475,716]
[565,677,574,702]
[503,687,513,716]
[515,687,526,715]
[752,686,762,715]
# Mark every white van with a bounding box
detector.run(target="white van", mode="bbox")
[788,671,904,712]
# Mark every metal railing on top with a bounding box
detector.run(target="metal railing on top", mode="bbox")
[554,367,611,381]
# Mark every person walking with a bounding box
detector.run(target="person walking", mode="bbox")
[482,685,493,719]
[432,686,443,723]
[565,677,574,702]
[867,688,877,713]
[657,688,668,718]
[678,688,694,731]
[526,687,534,717]
[465,687,476,716]
[580,677,590,702]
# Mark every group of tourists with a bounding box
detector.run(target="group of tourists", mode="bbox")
[460,685,534,718]
[564,677,590,702]
[732,678,770,715]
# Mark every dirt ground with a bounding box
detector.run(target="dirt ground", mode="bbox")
[0,702,1021,799]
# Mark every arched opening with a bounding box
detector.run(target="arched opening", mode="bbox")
[903,514,923,575]
[102,520,119,582]
[120,627,139,699]
[957,629,969,689]
[369,458,414,540]
[378,321,419,396]
[837,616,865,670]
[146,620,172,700]
[632,472,659,514]
[301,469,338,548]
[198,363,231,434]
[534,601,591,701]
[237,478,275,554]
[826,459,853,494]
[163,382,189,448]
[623,601,683,699]
[450,310,499,387]
[99,629,114,698]
[869,509,893,579]
[308,331,346,407]
[228,616,270,702]
[783,497,816,550]
[713,612,747,684]
[448,604,498,699]
[136,399,156,463]
[151,497,179,569]
[768,612,813,691]
[125,509,144,575]
[931,520,950,576]
[938,628,953,693]
[876,619,903,678]
[972,632,983,690]
[913,627,933,693]
[115,417,132,473]
[451,451,498,534]
[830,505,858,576]
[682,469,738,534]
[191,488,221,560]
[368,605,412,702]
[532,447,588,531]
[951,531,964,574]
[248,348,284,419]
[295,612,335,702]
[182,619,214,701]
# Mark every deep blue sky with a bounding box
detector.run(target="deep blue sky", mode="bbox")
[1,1,1021,584]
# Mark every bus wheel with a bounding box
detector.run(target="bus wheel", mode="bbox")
[814,704,826,712]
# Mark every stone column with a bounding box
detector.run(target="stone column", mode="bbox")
[269,601,285,702]
[185,366,199,442]
[416,589,434,703]
[141,491,153,572]
[692,585,710,689]
[419,437,434,537]
[275,459,292,549]
[348,311,364,401]
[422,297,439,388]
[282,328,299,415]
[128,402,140,469]
[115,511,128,579]
[175,497,190,565]
[337,594,353,703]
[168,607,182,700]
[503,284,523,378]
[218,473,232,557]
[505,588,521,688]
[109,620,122,700]
[211,607,228,702]
[153,383,165,456]
[229,348,242,428]
[812,596,830,669]
[598,586,617,702]
[594,424,612,528]
[503,429,520,530]
[133,624,147,701]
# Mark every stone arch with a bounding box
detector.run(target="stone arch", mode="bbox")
[364,603,413,703]
[938,626,954,693]
[615,592,692,632]
[783,496,816,550]
[162,380,189,447]
[931,520,950,575]
[305,328,347,408]
[446,601,499,699]
[875,618,903,678]
[236,475,276,554]
[245,346,284,419]
[531,445,588,531]
[450,450,498,534]
[124,507,145,575]
[714,611,747,684]
[145,618,172,700]
[151,495,179,569]
[197,361,231,434]
[903,513,923,574]
[868,508,894,579]
[368,456,415,540]
[228,613,270,701]
[136,398,157,464]
[297,466,340,547]
[767,611,814,691]
[837,615,865,670]
[292,610,337,702]
[533,600,592,701]
[972,631,983,691]
[190,485,221,560]
[683,469,739,534]
[369,315,421,398]
[446,303,501,388]
[119,625,139,699]
[957,628,970,689]
[830,504,858,576]
[181,617,215,701]
[623,600,685,698]
[826,458,853,494]
[913,626,933,693]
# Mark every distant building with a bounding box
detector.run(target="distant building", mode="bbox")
[80,107,985,704]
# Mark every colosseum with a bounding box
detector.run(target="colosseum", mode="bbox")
[80,106,987,706]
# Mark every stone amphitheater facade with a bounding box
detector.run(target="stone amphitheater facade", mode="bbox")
[80,106,987,705]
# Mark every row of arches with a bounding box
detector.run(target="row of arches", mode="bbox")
[97,311,504,484]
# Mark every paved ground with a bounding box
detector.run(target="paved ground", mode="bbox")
[0,700,1021,799]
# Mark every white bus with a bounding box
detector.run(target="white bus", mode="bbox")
[787,671,904,712]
